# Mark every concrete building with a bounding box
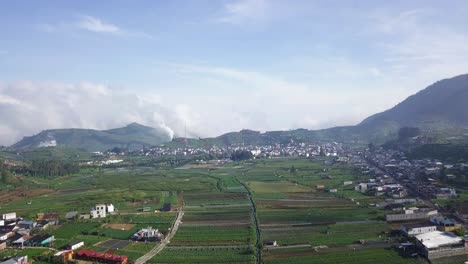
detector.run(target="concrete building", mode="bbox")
[1,213,16,221]
[415,231,468,259]
[0,256,28,264]
[401,222,437,237]
[131,227,163,242]
[431,216,462,232]
[386,208,438,222]
[90,204,106,218]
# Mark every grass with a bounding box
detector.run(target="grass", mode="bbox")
[149,247,256,263]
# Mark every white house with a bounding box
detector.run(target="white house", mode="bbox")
[401,222,437,237]
[90,204,106,218]
[106,204,115,213]
[0,220,4,226]
[90,204,115,218]
[2,212,16,220]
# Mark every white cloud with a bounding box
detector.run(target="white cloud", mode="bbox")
[37,15,154,39]
[218,0,269,25]
[77,15,121,33]
[0,81,189,146]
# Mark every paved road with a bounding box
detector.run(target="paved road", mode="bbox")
[134,209,184,264]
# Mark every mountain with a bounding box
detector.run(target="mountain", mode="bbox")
[170,74,468,147]
[11,123,172,152]
[10,74,468,151]
[361,74,468,129]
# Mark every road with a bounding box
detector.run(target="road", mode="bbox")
[134,209,184,264]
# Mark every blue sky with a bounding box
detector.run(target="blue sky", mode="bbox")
[1,0,468,144]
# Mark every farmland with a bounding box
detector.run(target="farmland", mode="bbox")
[0,157,430,263]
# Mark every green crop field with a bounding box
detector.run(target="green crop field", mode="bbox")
[0,157,442,263]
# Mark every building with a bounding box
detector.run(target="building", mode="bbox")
[415,231,468,259]
[66,241,84,250]
[17,220,36,230]
[0,256,28,264]
[1,213,16,221]
[53,250,74,264]
[431,216,462,232]
[0,240,6,250]
[316,184,325,189]
[25,234,54,247]
[75,249,128,264]
[91,204,106,218]
[131,227,163,242]
[401,222,437,237]
[455,205,468,223]
[329,188,338,193]
[65,211,78,220]
[90,204,115,218]
[386,208,438,222]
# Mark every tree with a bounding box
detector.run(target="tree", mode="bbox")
[1,167,14,184]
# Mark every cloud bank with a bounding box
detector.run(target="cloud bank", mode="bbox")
[0,81,191,146]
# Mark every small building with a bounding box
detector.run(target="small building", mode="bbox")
[0,240,6,250]
[343,181,353,186]
[0,256,28,264]
[75,249,128,264]
[11,235,30,247]
[401,222,437,237]
[131,227,163,242]
[66,241,84,250]
[2,213,16,221]
[17,220,36,230]
[386,208,438,222]
[329,189,338,193]
[430,216,462,232]
[65,211,78,220]
[91,204,107,218]
[53,250,74,264]
[415,231,467,259]
[0,220,4,226]
[316,184,325,189]
[264,240,278,247]
[25,234,54,247]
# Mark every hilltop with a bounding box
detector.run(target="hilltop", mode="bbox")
[11,123,171,152]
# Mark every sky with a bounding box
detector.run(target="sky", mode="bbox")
[1,0,468,145]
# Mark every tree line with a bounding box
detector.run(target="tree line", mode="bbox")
[0,160,14,184]
[30,160,80,178]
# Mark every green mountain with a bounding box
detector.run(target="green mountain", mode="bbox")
[170,74,468,147]
[360,74,468,129]
[11,123,172,152]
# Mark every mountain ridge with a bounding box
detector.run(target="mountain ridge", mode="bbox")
[11,73,468,151]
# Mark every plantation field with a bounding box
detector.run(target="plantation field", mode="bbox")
[149,247,256,263]
[263,247,427,264]
[0,158,416,263]
[262,221,390,246]
[171,225,255,246]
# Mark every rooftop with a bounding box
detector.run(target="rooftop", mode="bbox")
[416,231,462,249]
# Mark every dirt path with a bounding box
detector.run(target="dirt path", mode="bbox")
[134,208,184,264]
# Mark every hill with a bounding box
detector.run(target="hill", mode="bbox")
[360,74,468,130]
[11,123,172,152]
[170,74,468,147]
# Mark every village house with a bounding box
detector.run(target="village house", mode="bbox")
[65,241,84,251]
[75,249,128,264]
[53,250,74,264]
[25,234,54,247]
[430,216,462,232]
[1,213,16,221]
[386,208,438,222]
[0,256,28,264]
[415,231,468,259]
[131,227,163,242]
[65,211,78,220]
[400,222,437,237]
[0,240,6,250]
[90,204,115,218]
